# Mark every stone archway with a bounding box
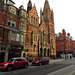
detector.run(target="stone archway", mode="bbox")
[44,48,46,57]
[40,47,43,56]
[0,52,5,63]
[47,49,50,57]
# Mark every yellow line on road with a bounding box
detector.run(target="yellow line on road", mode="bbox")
[69,71,75,75]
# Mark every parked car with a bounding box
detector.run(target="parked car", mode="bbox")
[32,57,49,66]
[0,57,28,71]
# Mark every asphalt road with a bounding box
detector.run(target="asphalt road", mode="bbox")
[0,58,75,75]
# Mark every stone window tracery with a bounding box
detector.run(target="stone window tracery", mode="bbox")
[31,16,33,23]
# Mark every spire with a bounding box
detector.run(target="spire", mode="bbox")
[42,0,51,21]
[43,0,50,11]
[40,8,43,23]
[34,3,35,6]
[27,0,32,13]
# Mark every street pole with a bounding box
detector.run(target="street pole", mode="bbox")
[41,32,42,57]
[38,39,39,57]
[64,36,66,59]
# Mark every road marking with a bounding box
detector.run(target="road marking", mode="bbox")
[0,66,38,75]
[0,72,7,74]
[0,71,17,75]
[68,71,75,75]
[46,65,75,75]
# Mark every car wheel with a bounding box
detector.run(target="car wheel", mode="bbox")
[7,66,13,71]
[24,64,28,68]
[32,63,34,66]
[39,63,42,66]
[47,62,49,65]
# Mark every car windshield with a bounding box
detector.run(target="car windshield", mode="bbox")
[41,58,44,60]
[41,57,48,60]
[8,59,15,62]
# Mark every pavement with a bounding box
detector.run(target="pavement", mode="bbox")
[49,58,65,63]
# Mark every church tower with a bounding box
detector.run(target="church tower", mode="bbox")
[43,0,51,22]
[40,0,54,23]
[27,0,32,13]
[39,0,56,57]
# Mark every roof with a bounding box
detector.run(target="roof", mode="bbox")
[12,57,26,59]
[9,0,15,4]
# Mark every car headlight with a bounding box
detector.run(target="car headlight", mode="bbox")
[5,63,8,66]
[36,61,39,63]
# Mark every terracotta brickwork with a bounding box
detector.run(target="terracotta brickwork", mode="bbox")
[27,3,39,59]
[72,41,75,56]
[56,29,75,58]
[39,0,56,57]
[0,0,28,62]
[0,0,56,62]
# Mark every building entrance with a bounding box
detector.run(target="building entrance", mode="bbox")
[0,52,5,63]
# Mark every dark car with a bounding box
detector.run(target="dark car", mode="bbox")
[32,57,49,66]
[0,57,28,71]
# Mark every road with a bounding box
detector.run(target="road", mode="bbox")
[0,58,75,75]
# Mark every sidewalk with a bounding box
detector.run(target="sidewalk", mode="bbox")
[49,59,65,63]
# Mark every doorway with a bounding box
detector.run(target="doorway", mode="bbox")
[0,52,5,63]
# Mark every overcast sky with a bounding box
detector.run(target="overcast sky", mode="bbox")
[13,0,75,40]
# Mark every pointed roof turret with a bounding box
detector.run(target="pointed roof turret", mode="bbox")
[27,0,32,13]
[43,0,51,21]
[43,0,50,11]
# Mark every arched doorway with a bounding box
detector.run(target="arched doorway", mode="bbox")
[44,48,46,57]
[0,52,5,63]
[47,49,49,57]
[40,47,43,56]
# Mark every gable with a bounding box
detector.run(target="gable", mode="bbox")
[39,21,48,34]
[30,4,38,17]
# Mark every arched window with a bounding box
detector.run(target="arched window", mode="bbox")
[31,16,33,23]
[31,31,33,45]
[34,17,35,24]
[36,19,37,25]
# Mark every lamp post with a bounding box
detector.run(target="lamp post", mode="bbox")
[64,36,66,59]
[40,32,43,57]
[38,39,39,57]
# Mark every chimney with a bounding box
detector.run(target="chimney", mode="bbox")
[67,33,70,36]
[62,29,66,36]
